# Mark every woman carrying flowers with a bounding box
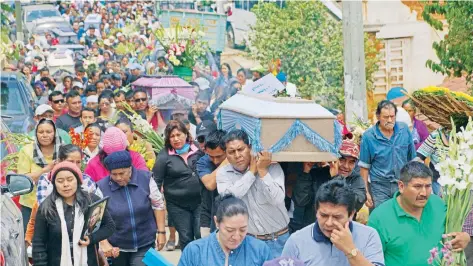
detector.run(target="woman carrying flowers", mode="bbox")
[115,119,156,170]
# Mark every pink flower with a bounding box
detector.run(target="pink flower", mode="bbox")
[427,257,433,264]
[175,50,182,56]
[165,54,169,59]
[429,247,439,258]
[445,241,453,250]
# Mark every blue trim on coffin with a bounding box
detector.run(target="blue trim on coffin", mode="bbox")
[219,109,341,156]
[219,109,263,151]
[268,119,341,155]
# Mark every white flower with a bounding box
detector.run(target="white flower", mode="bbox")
[438,175,457,187]
[455,180,468,190]
[455,167,463,179]
[464,164,473,176]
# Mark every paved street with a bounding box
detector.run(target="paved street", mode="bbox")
[160,227,182,265]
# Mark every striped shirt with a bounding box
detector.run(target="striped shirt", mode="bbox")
[36,172,103,204]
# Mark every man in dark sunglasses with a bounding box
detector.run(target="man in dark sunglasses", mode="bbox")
[48,91,66,122]
[133,89,166,135]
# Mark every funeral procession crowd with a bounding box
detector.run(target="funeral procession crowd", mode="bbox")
[1,1,473,266]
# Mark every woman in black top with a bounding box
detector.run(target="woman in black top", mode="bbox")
[33,161,115,266]
[153,120,204,250]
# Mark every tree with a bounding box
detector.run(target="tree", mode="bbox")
[248,0,379,110]
[423,1,473,93]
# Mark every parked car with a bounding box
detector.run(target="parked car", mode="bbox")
[22,4,62,36]
[0,72,36,134]
[0,174,34,266]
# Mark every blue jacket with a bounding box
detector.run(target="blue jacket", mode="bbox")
[97,167,156,250]
[178,232,272,266]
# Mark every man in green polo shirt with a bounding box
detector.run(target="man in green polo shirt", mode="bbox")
[368,161,470,266]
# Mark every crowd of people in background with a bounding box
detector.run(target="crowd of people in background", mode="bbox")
[4,1,473,266]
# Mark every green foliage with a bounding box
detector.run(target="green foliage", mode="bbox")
[249,0,379,110]
[1,3,13,26]
[423,1,473,93]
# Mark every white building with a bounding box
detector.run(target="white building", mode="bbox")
[362,0,447,98]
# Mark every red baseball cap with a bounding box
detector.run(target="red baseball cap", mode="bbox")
[339,140,359,160]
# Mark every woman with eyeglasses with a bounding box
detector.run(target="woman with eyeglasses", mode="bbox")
[98,92,115,121]
[17,119,64,231]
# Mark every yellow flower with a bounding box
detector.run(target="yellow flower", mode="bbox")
[146,158,156,170]
[420,86,449,93]
[452,91,473,103]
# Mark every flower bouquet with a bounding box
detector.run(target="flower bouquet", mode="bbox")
[154,24,208,75]
[129,138,156,171]
[69,128,92,170]
[0,132,34,172]
[429,117,473,265]
[118,103,165,153]
[69,128,91,149]
[410,86,473,129]
[348,115,372,146]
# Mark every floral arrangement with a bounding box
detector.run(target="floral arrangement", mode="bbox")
[348,115,372,146]
[0,132,34,172]
[118,103,165,153]
[154,24,208,68]
[429,117,473,265]
[411,86,473,129]
[429,238,457,266]
[69,128,91,149]
[129,138,155,170]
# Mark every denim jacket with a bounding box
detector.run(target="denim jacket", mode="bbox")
[178,232,272,266]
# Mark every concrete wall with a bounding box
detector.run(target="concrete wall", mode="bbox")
[365,0,446,91]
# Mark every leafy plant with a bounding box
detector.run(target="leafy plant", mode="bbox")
[0,3,13,26]
[249,0,380,110]
[423,1,473,93]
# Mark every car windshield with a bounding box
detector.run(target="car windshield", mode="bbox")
[0,81,27,115]
[35,24,72,35]
[26,9,60,22]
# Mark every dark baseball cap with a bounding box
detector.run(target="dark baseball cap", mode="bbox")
[112,73,121,80]
[196,120,217,138]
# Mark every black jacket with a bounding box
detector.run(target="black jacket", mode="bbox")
[292,166,366,229]
[153,146,204,210]
[32,194,115,266]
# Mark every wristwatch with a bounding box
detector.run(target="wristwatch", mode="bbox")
[346,248,358,259]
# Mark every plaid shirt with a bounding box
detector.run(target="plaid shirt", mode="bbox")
[37,172,103,204]
[463,209,473,236]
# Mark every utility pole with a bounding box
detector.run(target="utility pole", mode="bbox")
[15,0,23,42]
[342,0,367,124]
